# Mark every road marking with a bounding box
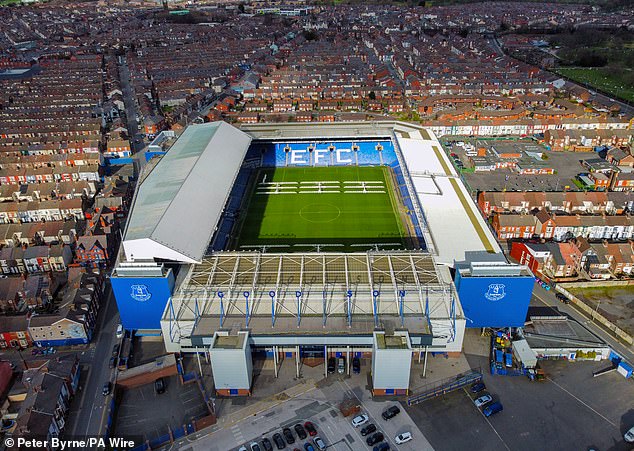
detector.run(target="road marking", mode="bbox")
[464,388,511,451]
[545,377,617,427]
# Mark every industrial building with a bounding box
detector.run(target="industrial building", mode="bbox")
[111,121,535,396]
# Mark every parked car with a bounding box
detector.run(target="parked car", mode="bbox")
[337,357,345,374]
[102,382,112,396]
[272,433,285,450]
[625,425,634,443]
[482,401,503,417]
[470,382,486,393]
[112,343,120,357]
[116,324,124,339]
[352,357,360,374]
[327,358,336,374]
[238,446,247,451]
[294,424,307,440]
[261,438,273,451]
[109,356,117,369]
[394,432,412,444]
[304,422,317,437]
[381,406,400,421]
[313,437,326,450]
[249,443,261,451]
[351,414,369,427]
[366,432,384,446]
[360,423,376,436]
[154,377,166,394]
[373,444,390,451]
[474,394,493,408]
[555,293,570,304]
[282,428,295,444]
[303,444,314,451]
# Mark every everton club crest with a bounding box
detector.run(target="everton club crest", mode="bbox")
[484,283,506,301]
[130,284,152,302]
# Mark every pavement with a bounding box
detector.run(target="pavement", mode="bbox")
[169,351,476,451]
[64,282,122,442]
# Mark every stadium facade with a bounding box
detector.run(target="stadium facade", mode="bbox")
[111,121,535,395]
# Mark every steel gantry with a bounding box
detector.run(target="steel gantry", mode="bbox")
[171,251,455,333]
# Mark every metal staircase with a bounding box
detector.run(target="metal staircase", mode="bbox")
[407,368,482,406]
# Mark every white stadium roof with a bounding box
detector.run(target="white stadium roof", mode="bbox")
[394,129,501,266]
[123,122,252,263]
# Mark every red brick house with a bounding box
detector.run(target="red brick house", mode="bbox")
[0,315,32,348]
[75,236,110,269]
[491,214,535,240]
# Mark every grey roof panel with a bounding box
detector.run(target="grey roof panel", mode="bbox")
[123,122,252,262]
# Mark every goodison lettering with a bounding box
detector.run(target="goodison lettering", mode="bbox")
[289,148,352,165]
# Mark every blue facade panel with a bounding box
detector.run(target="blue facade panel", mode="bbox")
[111,271,175,331]
[35,338,87,347]
[454,272,535,328]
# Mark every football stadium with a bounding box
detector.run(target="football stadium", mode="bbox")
[111,121,535,396]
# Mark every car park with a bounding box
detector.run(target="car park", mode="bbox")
[102,382,112,396]
[327,358,336,374]
[474,394,493,408]
[470,382,485,393]
[262,437,273,451]
[272,433,285,450]
[360,423,376,436]
[313,437,326,450]
[249,443,261,451]
[282,428,295,444]
[303,444,314,451]
[381,405,400,421]
[351,414,369,427]
[394,432,412,444]
[482,401,503,417]
[304,422,317,437]
[366,432,384,446]
[294,424,307,440]
[352,357,360,374]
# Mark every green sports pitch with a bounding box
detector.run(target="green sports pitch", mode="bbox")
[236,166,407,251]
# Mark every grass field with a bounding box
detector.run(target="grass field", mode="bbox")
[237,166,406,251]
[556,67,634,103]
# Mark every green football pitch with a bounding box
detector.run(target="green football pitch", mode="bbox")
[236,166,407,251]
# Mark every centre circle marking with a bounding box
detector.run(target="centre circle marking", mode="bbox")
[299,203,341,223]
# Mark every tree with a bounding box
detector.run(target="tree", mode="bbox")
[368,91,376,100]
[238,3,245,13]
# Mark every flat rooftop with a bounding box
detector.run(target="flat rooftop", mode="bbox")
[394,129,502,266]
[212,333,246,349]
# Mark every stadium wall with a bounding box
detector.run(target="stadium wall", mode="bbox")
[111,270,175,331]
[454,272,535,328]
